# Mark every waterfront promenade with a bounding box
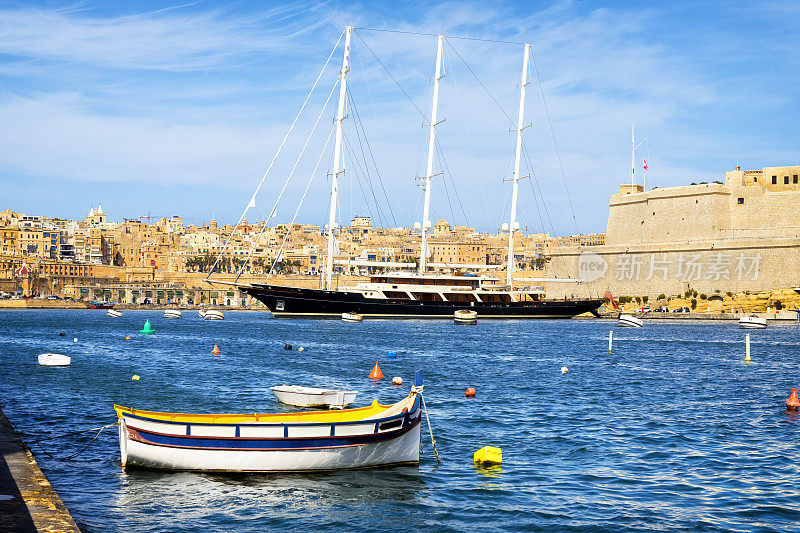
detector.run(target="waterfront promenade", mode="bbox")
[0,406,79,533]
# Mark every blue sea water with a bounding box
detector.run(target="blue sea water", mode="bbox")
[2,309,800,532]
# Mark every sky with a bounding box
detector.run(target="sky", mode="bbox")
[1,0,798,236]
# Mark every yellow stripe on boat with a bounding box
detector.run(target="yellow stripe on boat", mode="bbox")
[114,399,392,424]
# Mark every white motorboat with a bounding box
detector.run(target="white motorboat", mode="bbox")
[454,309,478,324]
[38,353,71,366]
[164,309,182,319]
[739,315,767,329]
[271,385,359,409]
[204,309,224,321]
[107,309,123,318]
[618,314,644,327]
[341,312,363,323]
[198,309,206,317]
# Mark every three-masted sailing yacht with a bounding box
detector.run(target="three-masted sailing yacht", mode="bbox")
[212,27,601,318]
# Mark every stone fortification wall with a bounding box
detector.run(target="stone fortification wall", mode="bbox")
[605,183,731,245]
[545,237,800,299]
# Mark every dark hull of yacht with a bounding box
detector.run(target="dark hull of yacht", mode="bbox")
[242,284,602,318]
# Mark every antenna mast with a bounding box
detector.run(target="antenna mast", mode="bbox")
[631,123,636,186]
[324,26,351,291]
[419,34,444,275]
[506,43,530,287]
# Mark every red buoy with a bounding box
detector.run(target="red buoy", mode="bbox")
[787,388,799,410]
[466,387,476,398]
[369,361,383,380]
[211,343,221,355]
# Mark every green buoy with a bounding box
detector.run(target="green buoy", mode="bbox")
[139,319,155,335]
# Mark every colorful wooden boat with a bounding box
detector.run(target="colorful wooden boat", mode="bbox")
[114,371,425,472]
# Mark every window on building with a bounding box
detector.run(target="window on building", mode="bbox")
[794,175,798,184]
[737,197,744,205]
[772,176,777,184]
[785,176,790,184]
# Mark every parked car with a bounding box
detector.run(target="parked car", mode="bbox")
[639,306,651,313]
[46,295,61,300]
[673,307,691,313]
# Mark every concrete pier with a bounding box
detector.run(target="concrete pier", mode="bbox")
[0,407,80,533]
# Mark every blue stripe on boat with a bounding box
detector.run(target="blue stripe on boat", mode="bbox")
[131,417,421,451]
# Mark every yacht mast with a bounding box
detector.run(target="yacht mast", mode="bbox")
[419,34,444,275]
[506,43,530,287]
[324,26,351,291]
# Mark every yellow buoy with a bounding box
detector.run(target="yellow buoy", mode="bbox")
[125,336,131,341]
[132,375,140,381]
[298,347,305,352]
[474,446,502,465]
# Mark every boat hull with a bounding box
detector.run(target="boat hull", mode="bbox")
[107,309,123,318]
[243,284,602,319]
[618,314,643,327]
[164,309,182,319]
[271,386,358,408]
[739,317,767,329]
[119,420,420,472]
[204,310,224,320]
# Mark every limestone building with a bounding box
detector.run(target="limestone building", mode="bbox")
[547,164,800,298]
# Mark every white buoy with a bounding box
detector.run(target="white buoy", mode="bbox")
[608,330,613,354]
[745,334,751,362]
[561,366,569,374]
[73,337,78,343]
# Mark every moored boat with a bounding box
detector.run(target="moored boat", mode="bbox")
[204,309,224,320]
[271,385,358,409]
[618,314,643,327]
[739,315,767,329]
[107,309,123,318]
[89,302,114,309]
[198,309,206,317]
[454,309,477,324]
[114,372,425,472]
[38,353,71,366]
[341,312,363,323]
[164,309,182,319]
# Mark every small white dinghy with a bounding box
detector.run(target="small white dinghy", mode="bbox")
[618,314,644,327]
[38,353,71,366]
[739,315,767,329]
[341,312,363,323]
[271,385,358,409]
[107,309,123,318]
[454,309,477,324]
[164,308,182,319]
[204,309,224,320]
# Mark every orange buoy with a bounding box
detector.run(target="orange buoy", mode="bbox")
[211,343,221,355]
[787,388,799,410]
[466,387,476,398]
[369,361,383,380]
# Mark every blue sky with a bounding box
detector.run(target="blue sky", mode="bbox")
[1,0,798,235]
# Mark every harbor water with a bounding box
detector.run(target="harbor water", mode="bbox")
[2,310,800,531]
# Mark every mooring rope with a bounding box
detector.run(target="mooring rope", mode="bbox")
[25,421,118,461]
[419,393,441,463]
